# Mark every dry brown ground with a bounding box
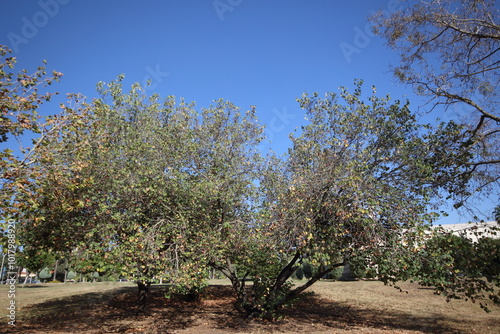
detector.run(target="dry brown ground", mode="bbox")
[0,280,499,333]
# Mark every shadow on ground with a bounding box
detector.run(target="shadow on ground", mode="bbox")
[7,285,475,333]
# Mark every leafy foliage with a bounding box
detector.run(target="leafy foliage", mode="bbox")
[38,267,52,282]
[416,227,500,311]
[16,247,55,275]
[0,44,64,224]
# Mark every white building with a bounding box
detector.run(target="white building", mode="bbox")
[433,221,499,242]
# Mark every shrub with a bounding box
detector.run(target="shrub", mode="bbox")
[67,271,77,280]
[38,267,52,283]
[328,266,344,280]
[294,266,304,280]
[302,262,313,279]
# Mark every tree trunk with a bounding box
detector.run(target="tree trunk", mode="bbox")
[278,262,344,308]
[52,260,58,282]
[137,281,151,310]
[22,270,29,287]
[174,245,179,272]
[267,252,301,298]
[0,253,6,284]
[210,259,253,315]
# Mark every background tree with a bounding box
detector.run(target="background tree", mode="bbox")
[293,265,304,280]
[417,228,500,311]
[16,247,55,283]
[38,267,52,283]
[370,0,500,209]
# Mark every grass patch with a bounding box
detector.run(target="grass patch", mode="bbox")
[0,280,498,333]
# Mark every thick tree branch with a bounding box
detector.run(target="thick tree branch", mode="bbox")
[442,21,500,40]
[280,262,345,306]
[424,83,499,123]
[465,159,500,167]
[269,252,301,295]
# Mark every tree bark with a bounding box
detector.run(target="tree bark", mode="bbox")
[52,259,58,282]
[137,281,151,310]
[209,258,252,314]
[262,252,302,313]
[264,262,345,316]
[287,262,344,301]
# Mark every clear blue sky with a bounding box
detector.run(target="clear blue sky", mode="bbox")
[1,0,497,224]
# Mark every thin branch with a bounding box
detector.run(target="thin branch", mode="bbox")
[465,159,500,167]
[423,83,499,123]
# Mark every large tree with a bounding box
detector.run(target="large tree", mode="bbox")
[370,0,500,209]
[18,75,265,303]
[14,72,495,316]
[209,80,481,318]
